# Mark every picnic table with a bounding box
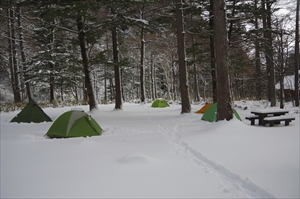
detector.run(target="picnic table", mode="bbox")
[249,109,290,126]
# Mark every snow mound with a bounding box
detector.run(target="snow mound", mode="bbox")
[118,152,158,164]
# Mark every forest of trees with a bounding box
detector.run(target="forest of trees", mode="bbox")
[0,0,299,120]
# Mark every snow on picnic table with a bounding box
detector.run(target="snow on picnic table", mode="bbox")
[1,100,299,198]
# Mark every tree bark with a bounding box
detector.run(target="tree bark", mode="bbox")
[111,8,123,109]
[17,6,32,101]
[7,8,15,102]
[254,0,262,100]
[8,7,21,103]
[209,0,217,103]
[262,0,276,106]
[140,4,146,103]
[49,62,55,102]
[175,0,191,114]
[213,0,233,121]
[77,15,97,111]
[295,0,300,106]
[140,27,146,103]
[49,18,56,103]
[191,33,200,101]
[278,30,284,108]
[150,53,155,100]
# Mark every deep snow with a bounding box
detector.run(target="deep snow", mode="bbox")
[1,101,299,198]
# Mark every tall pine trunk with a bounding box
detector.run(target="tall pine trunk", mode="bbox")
[209,0,217,103]
[111,8,122,110]
[139,4,146,103]
[17,6,32,101]
[295,0,299,106]
[254,0,262,100]
[262,0,276,106]
[8,7,21,103]
[77,15,97,111]
[140,27,146,103]
[49,19,55,103]
[175,0,190,114]
[278,30,284,108]
[214,0,233,121]
[191,33,200,101]
[7,8,15,102]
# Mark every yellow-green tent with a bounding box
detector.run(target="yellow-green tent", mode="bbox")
[151,99,169,108]
[45,110,102,138]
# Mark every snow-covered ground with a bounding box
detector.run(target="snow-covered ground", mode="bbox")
[1,101,299,198]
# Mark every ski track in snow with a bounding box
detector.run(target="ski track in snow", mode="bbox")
[147,113,277,199]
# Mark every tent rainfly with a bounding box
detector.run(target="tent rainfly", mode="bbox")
[195,103,212,114]
[10,100,52,123]
[45,110,102,138]
[151,99,170,108]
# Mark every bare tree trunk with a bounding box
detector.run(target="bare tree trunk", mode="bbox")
[154,61,157,99]
[11,9,21,102]
[17,6,32,101]
[109,78,114,101]
[77,15,97,111]
[140,27,146,103]
[266,1,276,106]
[49,18,56,103]
[139,3,146,103]
[111,8,122,109]
[262,0,276,106]
[104,32,110,104]
[8,7,21,103]
[150,53,154,100]
[172,52,177,101]
[278,30,284,108]
[121,69,125,102]
[295,0,299,106]
[254,0,262,100]
[191,34,200,101]
[227,0,236,44]
[214,0,233,121]
[175,0,190,114]
[7,8,15,101]
[104,64,107,104]
[49,62,55,102]
[209,0,217,103]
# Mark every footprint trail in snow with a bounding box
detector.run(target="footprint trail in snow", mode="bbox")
[148,114,276,198]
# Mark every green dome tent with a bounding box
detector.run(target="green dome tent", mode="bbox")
[45,110,102,138]
[10,100,52,123]
[201,103,241,122]
[151,99,170,108]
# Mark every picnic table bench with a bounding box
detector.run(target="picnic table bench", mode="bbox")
[263,116,295,127]
[245,109,294,127]
[245,115,259,125]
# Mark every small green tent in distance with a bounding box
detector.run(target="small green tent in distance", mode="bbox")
[201,103,241,122]
[151,99,170,108]
[45,110,102,138]
[10,100,52,123]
